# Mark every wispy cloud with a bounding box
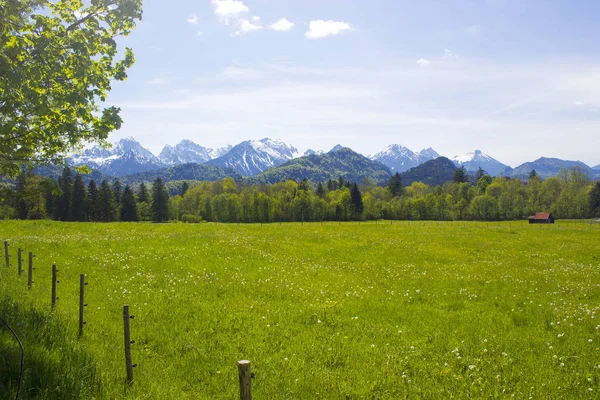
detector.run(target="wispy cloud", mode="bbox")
[417,59,431,66]
[270,18,294,32]
[443,49,459,59]
[306,20,351,39]
[234,18,263,35]
[211,0,249,25]
[121,61,600,166]
[187,14,198,25]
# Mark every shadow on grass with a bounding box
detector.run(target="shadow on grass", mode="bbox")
[0,297,103,400]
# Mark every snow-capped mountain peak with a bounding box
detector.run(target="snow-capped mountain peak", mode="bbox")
[452,150,508,176]
[207,138,299,176]
[70,138,163,177]
[370,144,440,172]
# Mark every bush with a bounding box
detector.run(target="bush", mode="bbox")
[181,214,203,223]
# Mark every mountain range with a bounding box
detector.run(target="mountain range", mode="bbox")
[65,137,600,185]
[369,145,440,172]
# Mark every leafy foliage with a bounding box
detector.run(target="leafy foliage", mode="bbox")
[0,0,143,177]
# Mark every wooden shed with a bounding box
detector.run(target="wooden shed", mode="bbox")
[528,212,555,224]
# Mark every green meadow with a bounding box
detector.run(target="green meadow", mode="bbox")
[1,220,599,399]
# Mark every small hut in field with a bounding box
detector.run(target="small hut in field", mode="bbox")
[527,212,555,224]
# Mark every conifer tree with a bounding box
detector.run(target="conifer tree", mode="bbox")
[55,167,73,221]
[98,180,117,222]
[138,182,149,203]
[387,172,403,197]
[589,182,600,218]
[181,182,190,196]
[71,175,88,221]
[151,177,169,222]
[350,183,364,219]
[87,180,99,222]
[120,185,139,222]
[15,172,29,219]
[316,182,325,198]
[112,179,123,205]
[453,166,468,184]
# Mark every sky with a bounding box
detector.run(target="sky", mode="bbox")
[106,0,600,167]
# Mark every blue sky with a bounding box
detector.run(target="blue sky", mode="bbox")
[107,0,600,167]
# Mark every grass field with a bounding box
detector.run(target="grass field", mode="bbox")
[1,220,599,399]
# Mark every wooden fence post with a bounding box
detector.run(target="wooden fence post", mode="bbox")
[123,305,134,384]
[28,252,33,289]
[238,360,252,400]
[18,248,22,275]
[51,264,57,308]
[4,241,8,268]
[79,274,86,337]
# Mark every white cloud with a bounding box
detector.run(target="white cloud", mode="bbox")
[234,19,263,35]
[211,0,249,19]
[187,14,198,25]
[464,24,486,35]
[305,20,351,39]
[197,31,203,37]
[574,101,585,106]
[443,49,458,59]
[417,59,431,66]
[269,18,294,32]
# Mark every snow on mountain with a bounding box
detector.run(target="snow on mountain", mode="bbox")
[451,150,508,176]
[369,144,440,173]
[304,149,324,157]
[159,140,231,165]
[70,137,164,177]
[206,138,299,176]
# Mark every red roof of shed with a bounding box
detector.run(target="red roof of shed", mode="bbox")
[528,212,551,220]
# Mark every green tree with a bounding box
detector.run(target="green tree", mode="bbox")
[589,182,600,218]
[528,169,538,180]
[349,183,364,219]
[87,180,99,222]
[138,182,149,203]
[453,166,468,183]
[120,185,138,222]
[316,182,325,198]
[70,174,87,221]
[98,180,117,222]
[0,0,143,177]
[112,179,123,205]
[387,172,403,197]
[55,167,73,221]
[151,177,169,222]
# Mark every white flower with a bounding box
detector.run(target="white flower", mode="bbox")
[468,365,475,370]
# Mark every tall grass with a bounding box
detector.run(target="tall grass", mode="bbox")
[0,220,599,398]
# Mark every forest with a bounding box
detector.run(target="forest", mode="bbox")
[1,166,600,223]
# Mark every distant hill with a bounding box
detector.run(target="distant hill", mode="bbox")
[120,163,242,185]
[510,157,597,179]
[249,147,391,185]
[593,164,600,171]
[401,157,457,186]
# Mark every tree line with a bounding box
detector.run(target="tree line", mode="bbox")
[1,166,600,223]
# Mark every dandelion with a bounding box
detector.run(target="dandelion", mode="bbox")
[371,344,375,348]
[589,339,593,343]
[468,365,475,370]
